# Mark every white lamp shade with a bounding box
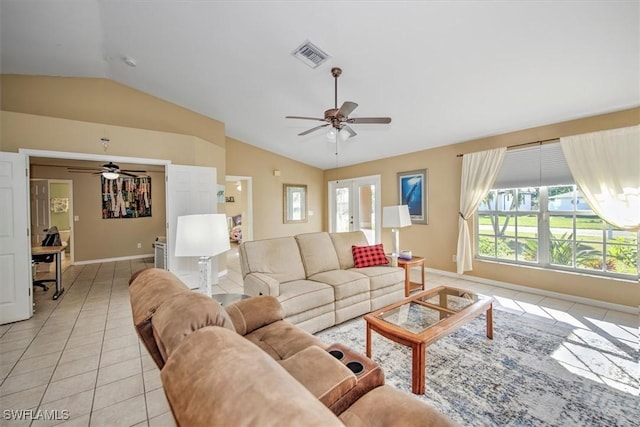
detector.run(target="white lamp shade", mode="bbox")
[175,214,231,257]
[382,205,412,228]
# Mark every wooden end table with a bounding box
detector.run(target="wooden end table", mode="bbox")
[364,286,494,394]
[397,256,425,297]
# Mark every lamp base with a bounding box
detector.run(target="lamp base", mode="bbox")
[391,228,400,257]
[197,256,212,297]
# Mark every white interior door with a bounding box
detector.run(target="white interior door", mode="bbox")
[329,175,381,244]
[166,164,217,289]
[0,152,33,324]
[30,180,49,246]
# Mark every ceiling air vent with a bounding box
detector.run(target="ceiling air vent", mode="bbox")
[292,41,330,69]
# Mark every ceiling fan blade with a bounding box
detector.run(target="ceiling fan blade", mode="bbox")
[347,117,392,124]
[298,123,330,136]
[122,169,147,173]
[120,171,140,178]
[341,125,357,139]
[286,115,327,122]
[337,101,358,118]
[67,167,98,171]
[68,169,99,173]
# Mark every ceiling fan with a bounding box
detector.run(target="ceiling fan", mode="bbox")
[67,162,147,179]
[286,67,391,141]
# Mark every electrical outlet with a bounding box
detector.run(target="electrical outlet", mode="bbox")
[452,254,457,262]
[137,243,142,249]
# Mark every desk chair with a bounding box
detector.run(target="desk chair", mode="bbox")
[33,226,62,291]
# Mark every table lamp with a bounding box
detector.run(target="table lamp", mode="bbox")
[175,214,230,297]
[382,205,412,257]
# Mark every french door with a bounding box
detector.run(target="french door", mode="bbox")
[328,175,381,244]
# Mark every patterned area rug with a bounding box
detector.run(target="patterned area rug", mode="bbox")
[316,309,639,426]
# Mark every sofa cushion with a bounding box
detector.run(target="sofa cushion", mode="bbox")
[279,279,335,317]
[161,327,344,427]
[151,291,235,362]
[295,232,341,276]
[243,320,328,360]
[350,266,404,291]
[352,244,389,268]
[308,270,370,301]
[330,231,370,269]
[240,237,307,283]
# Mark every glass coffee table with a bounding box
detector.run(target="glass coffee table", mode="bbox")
[364,286,494,394]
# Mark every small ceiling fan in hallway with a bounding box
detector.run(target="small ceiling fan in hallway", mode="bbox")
[286,67,392,141]
[68,162,147,179]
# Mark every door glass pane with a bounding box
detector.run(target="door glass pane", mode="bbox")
[358,184,375,244]
[335,187,350,233]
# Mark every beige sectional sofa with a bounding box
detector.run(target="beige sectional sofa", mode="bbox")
[239,231,405,333]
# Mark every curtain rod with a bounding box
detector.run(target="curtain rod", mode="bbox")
[456,137,559,158]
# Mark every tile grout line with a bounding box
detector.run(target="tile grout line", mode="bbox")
[33,264,100,427]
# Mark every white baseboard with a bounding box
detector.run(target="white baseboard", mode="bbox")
[73,253,154,265]
[421,267,637,315]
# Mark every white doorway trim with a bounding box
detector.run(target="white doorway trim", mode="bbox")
[19,149,170,167]
[225,175,253,242]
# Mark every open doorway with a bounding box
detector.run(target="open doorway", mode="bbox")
[225,175,253,243]
[24,149,169,266]
[30,179,74,271]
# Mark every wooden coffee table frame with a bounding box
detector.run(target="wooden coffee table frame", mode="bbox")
[364,286,494,394]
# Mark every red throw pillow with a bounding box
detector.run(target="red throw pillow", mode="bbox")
[352,244,389,268]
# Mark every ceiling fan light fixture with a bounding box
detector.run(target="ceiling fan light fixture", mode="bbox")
[339,129,350,142]
[102,171,119,180]
[326,128,337,142]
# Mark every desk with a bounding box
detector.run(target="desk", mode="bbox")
[397,256,425,297]
[31,246,66,300]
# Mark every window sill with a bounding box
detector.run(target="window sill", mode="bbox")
[475,257,639,284]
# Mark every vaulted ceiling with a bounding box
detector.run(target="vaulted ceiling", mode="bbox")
[1,1,638,169]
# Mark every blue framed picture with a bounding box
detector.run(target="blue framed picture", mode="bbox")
[398,169,428,224]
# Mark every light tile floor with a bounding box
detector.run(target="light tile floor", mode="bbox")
[1,248,637,426]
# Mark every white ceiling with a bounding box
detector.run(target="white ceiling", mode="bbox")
[1,1,638,170]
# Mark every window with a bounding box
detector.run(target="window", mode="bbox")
[476,143,638,280]
[478,185,638,279]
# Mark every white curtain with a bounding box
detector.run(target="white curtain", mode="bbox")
[560,125,640,231]
[456,147,506,274]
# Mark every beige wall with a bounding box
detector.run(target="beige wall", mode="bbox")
[1,75,225,150]
[325,108,640,308]
[225,137,324,240]
[1,75,227,265]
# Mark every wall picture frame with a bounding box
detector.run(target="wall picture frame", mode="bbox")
[397,169,428,224]
[283,183,307,224]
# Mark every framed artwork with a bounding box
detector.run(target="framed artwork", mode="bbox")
[217,184,225,203]
[101,176,152,219]
[397,169,428,224]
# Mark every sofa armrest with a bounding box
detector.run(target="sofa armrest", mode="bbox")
[339,385,460,427]
[225,295,284,336]
[244,272,281,297]
[278,346,356,410]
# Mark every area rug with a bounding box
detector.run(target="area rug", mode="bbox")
[316,310,638,426]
